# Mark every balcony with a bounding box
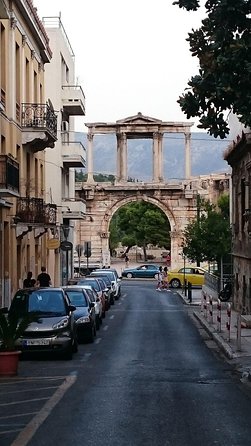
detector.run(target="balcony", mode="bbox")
[15,197,57,225]
[61,85,85,117]
[0,155,19,197]
[21,102,57,152]
[62,140,86,168]
[61,198,86,220]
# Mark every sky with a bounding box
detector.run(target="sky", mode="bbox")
[34,0,206,132]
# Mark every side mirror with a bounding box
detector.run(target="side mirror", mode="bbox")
[69,304,76,312]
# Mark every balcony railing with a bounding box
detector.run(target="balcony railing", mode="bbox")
[21,102,57,139]
[0,155,19,196]
[61,85,85,116]
[16,197,57,225]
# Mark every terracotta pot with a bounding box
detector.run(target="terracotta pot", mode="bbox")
[0,351,21,376]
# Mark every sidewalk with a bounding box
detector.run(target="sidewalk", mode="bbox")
[178,288,251,378]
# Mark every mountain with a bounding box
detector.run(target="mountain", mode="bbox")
[76,132,230,181]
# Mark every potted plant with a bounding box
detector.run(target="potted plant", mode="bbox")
[0,309,36,376]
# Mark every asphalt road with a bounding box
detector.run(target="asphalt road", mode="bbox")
[2,281,251,446]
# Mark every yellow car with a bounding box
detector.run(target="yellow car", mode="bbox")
[167,267,206,288]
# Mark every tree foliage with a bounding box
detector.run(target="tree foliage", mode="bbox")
[173,0,251,138]
[183,195,231,267]
[111,201,171,259]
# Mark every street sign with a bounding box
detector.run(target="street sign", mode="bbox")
[60,240,73,251]
[47,238,60,250]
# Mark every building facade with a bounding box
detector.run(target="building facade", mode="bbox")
[42,16,86,285]
[0,0,57,306]
[224,131,251,313]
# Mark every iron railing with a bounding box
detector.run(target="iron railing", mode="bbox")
[16,197,57,225]
[21,102,57,139]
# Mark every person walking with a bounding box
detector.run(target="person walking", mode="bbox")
[125,254,129,268]
[23,271,36,288]
[162,266,169,291]
[156,266,164,291]
[36,266,52,287]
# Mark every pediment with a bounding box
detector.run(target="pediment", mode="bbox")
[116,112,162,125]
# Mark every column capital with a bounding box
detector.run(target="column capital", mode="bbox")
[87,132,94,142]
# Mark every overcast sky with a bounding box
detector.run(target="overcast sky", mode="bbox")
[34,0,206,131]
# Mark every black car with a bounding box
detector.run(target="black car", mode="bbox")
[63,286,96,343]
[9,287,78,359]
[91,269,121,300]
[88,273,115,305]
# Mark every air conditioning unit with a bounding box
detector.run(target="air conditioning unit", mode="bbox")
[62,120,69,132]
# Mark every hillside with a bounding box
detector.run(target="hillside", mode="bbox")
[76,132,230,181]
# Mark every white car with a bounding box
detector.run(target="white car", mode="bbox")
[91,269,122,300]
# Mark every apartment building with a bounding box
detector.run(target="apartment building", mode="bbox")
[0,0,57,306]
[41,16,86,286]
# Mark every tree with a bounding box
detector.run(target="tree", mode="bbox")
[183,195,231,270]
[112,201,171,260]
[173,0,251,138]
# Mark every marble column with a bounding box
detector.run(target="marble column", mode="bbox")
[87,132,94,183]
[121,133,127,182]
[158,133,164,182]
[185,132,191,179]
[116,133,122,182]
[153,132,159,182]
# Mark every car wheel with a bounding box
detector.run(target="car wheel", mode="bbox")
[170,278,181,288]
[99,315,103,325]
[88,327,95,343]
[126,272,133,278]
[72,336,78,353]
[96,316,100,330]
[102,310,106,318]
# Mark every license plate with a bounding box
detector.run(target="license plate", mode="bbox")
[23,339,50,346]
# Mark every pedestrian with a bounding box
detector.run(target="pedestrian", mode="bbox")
[162,266,169,291]
[23,271,36,288]
[156,266,164,291]
[125,254,129,268]
[36,266,52,287]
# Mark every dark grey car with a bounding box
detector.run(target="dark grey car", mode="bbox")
[9,287,78,359]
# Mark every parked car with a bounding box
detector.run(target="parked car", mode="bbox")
[167,267,206,288]
[91,277,111,315]
[88,272,115,305]
[73,284,103,329]
[121,264,160,279]
[63,286,97,343]
[8,287,78,359]
[91,269,121,300]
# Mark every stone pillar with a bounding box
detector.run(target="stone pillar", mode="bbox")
[185,132,191,179]
[116,133,122,182]
[121,133,127,181]
[158,133,164,182]
[152,132,159,182]
[87,132,94,183]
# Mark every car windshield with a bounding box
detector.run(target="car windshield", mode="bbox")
[77,279,100,292]
[10,290,66,316]
[65,290,88,307]
[90,274,112,286]
[94,270,116,281]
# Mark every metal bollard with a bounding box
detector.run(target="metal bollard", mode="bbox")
[226,303,232,342]
[217,299,221,332]
[203,291,208,318]
[209,295,213,324]
[187,282,192,303]
[236,313,242,351]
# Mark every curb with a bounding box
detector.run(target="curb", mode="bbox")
[193,311,234,359]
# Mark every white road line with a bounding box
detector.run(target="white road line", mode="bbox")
[103,325,108,331]
[95,337,102,344]
[109,314,115,319]
[10,372,77,446]
[80,352,92,362]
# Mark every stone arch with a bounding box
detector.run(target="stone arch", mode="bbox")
[98,195,180,267]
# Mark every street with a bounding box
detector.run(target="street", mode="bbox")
[1,281,251,446]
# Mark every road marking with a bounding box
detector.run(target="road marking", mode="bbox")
[109,314,115,319]
[10,372,77,446]
[103,325,108,331]
[95,337,102,344]
[80,352,92,362]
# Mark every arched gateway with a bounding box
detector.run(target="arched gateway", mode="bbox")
[75,113,230,268]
